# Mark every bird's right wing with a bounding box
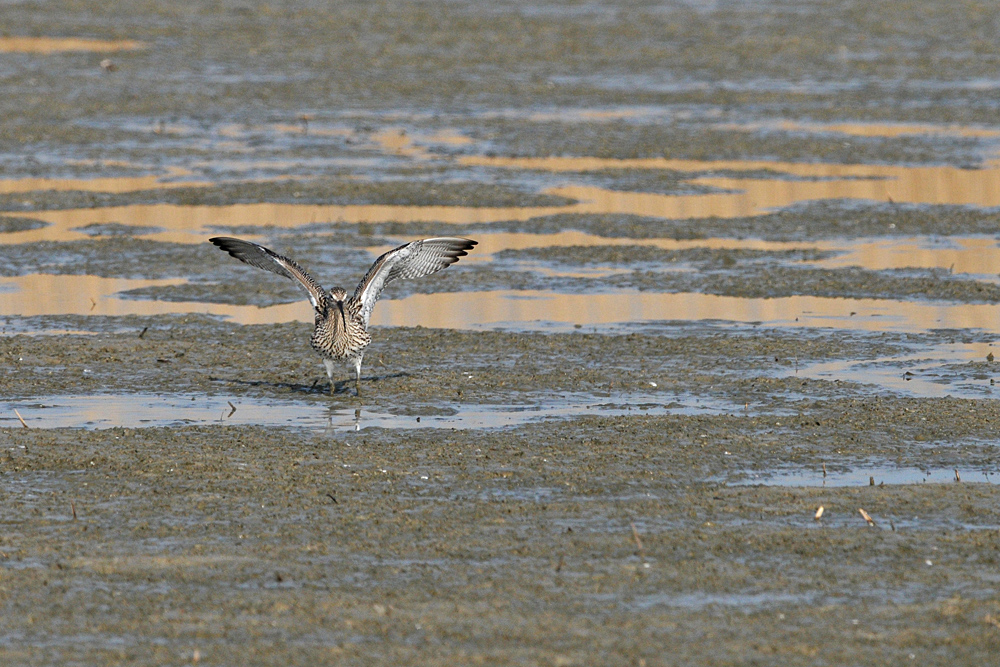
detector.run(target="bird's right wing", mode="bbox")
[209,237,328,311]
[352,237,477,326]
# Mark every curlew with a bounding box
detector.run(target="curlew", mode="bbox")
[210,236,477,394]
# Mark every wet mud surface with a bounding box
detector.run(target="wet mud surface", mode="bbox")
[5,319,1000,664]
[5,1,1000,665]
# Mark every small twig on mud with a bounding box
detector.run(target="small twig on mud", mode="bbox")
[298,113,311,134]
[138,326,148,339]
[71,501,77,520]
[955,469,961,483]
[14,409,28,428]
[858,508,876,528]
[630,522,645,559]
[814,506,824,522]
[555,554,564,573]
[822,463,827,478]
[227,401,237,418]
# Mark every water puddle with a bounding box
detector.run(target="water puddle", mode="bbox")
[7,274,1000,335]
[463,155,1000,213]
[0,168,208,196]
[1,391,747,431]
[2,272,1000,336]
[4,119,1000,406]
[0,37,145,54]
[815,236,1000,281]
[731,465,998,487]
[719,119,1000,140]
[410,231,1000,281]
[785,342,999,399]
[0,200,569,245]
[625,591,816,611]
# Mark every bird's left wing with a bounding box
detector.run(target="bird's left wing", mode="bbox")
[351,237,477,326]
[209,237,328,312]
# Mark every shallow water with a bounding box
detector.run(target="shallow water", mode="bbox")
[0,36,145,53]
[786,341,1000,399]
[1,390,747,431]
[732,465,998,487]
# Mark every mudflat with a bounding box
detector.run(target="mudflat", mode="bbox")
[3,2,1000,665]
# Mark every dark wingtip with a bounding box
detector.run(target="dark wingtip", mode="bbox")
[209,237,249,254]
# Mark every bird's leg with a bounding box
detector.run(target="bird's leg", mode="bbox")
[354,356,364,397]
[323,359,336,395]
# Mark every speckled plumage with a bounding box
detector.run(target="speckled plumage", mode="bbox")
[210,236,477,393]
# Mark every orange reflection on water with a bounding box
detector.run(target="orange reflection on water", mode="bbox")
[370,230,815,266]
[0,37,145,54]
[5,274,1000,336]
[369,127,472,159]
[461,232,1000,280]
[10,200,574,245]
[466,155,1000,214]
[820,237,1000,277]
[722,120,1000,139]
[372,290,1000,334]
[0,168,207,196]
[0,274,310,323]
[13,155,1000,245]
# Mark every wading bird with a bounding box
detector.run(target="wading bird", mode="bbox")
[210,236,477,395]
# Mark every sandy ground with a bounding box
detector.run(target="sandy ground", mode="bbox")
[3,1,1000,665]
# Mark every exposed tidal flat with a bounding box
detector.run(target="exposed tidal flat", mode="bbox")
[3,1,1000,664]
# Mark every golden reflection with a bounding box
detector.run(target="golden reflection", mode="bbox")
[729,120,1000,139]
[7,120,1000,333]
[0,37,146,54]
[514,111,1000,141]
[465,155,1000,212]
[4,131,1000,246]
[820,237,1000,277]
[371,128,432,158]
[458,232,1000,279]
[0,274,314,323]
[368,230,816,265]
[369,127,471,158]
[10,200,574,245]
[372,290,1000,335]
[0,168,206,196]
[12,154,1000,246]
[5,274,1000,336]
